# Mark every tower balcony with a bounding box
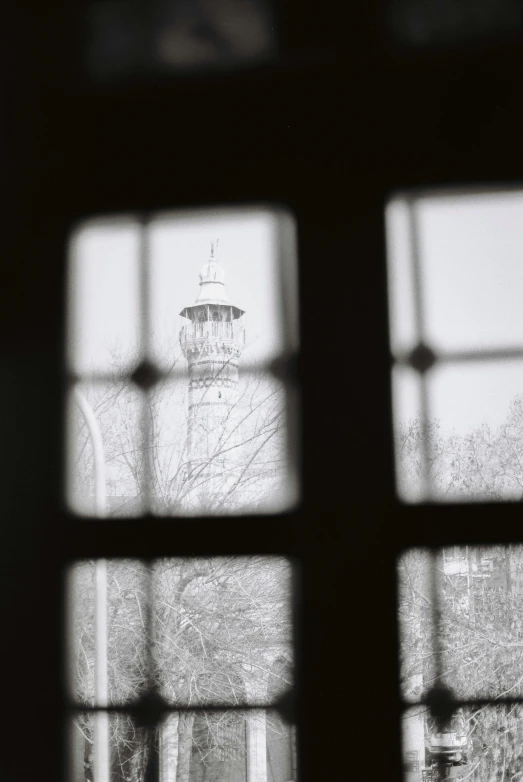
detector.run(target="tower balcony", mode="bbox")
[180,320,246,353]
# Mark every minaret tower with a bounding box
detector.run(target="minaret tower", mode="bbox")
[179,244,246,505]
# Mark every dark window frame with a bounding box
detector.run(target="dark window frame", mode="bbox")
[5,3,523,782]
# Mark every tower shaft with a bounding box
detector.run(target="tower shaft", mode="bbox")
[179,254,245,507]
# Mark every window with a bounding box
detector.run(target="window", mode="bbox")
[66,206,300,518]
[9,3,523,782]
[65,205,300,782]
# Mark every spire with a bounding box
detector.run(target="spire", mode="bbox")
[197,240,228,303]
[179,243,245,320]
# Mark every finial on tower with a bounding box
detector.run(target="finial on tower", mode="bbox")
[209,238,219,260]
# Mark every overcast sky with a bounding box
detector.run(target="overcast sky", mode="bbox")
[387,190,523,436]
[68,206,295,376]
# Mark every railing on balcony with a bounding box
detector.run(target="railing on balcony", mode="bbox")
[180,319,246,346]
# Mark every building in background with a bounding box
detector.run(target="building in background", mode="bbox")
[179,244,247,511]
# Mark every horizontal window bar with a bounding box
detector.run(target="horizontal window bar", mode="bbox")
[394,346,523,366]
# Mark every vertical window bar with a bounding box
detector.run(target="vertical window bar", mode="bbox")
[275,210,299,504]
[138,215,153,361]
[73,388,110,781]
[73,387,107,518]
[94,561,110,782]
[406,198,432,500]
[276,210,299,357]
[144,561,158,695]
[429,550,444,686]
[143,390,155,513]
[405,199,425,346]
[138,216,154,511]
[429,549,450,782]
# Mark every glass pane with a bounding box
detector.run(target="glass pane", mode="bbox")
[418,192,523,352]
[149,206,297,369]
[153,557,294,706]
[85,0,277,82]
[388,0,523,49]
[67,217,141,375]
[149,371,293,516]
[398,549,436,703]
[69,712,94,782]
[399,546,523,702]
[68,557,294,708]
[402,705,523,782]
[428,361,523,502]
[393,360,523,502]
[392,365,426,502]
[70,711,157,782]
[66,381,146,517]
[401,706,428,782]
[439,545,523,700]
[68,564,95,706]
[386,199,419,356]
[387,191,523,355]
[71,708,297,782]
[68,560,149,706]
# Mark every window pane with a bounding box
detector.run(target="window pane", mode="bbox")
[417,192,523,353]
[149,207,295,369]
[401,706,428,781]
[67,382,146,517]
[387,191,523,355]
[70,708,297,782]
[68,217,141,375]
[386,199,419,356]
[145,373,293,516]
[392,366,426,502]
[67,557,294,708]
[394,360,523,502]
[69,711,156,782]
[388,0,523,49]
[398,549,436,703]
[439,545,523,700]
[429,361,523,501]
[85,0,277,82]
[399,546,523,702]
[68,559,149,706]
[402,705,523,782]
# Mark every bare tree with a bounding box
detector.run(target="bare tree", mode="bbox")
[397,397,523,777]
[70,557,293,782]
[399,546,523,780]
[396,395,523,502]
[71,344,287,517]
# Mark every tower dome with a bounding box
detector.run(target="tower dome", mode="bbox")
[180,244,244,320]
[196,256,229,304]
